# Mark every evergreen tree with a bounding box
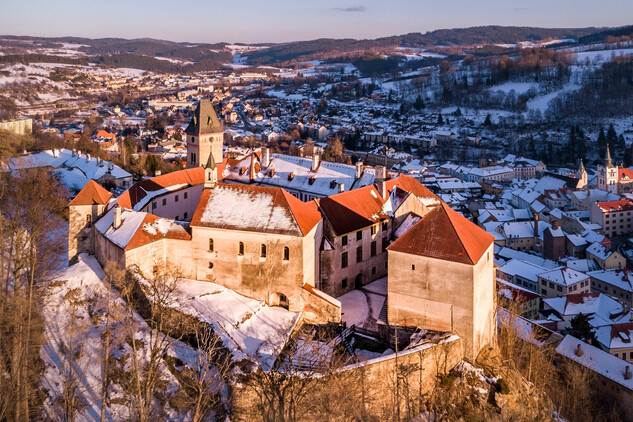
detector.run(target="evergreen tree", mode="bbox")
[437,113,443,125]
[414,95,425,110]
[569,313,596,344]
[597,127,607,156]
[483,113,492,126]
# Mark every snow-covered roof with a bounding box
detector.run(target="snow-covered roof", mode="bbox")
[556,335,633,391]
[7,149,131,191]
[538,266,589,287]
[544,292,627,328]
[587,268,633,293]
[586,242,615,261]
[497,258,548,283]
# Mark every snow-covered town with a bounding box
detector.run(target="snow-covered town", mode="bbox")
[3,6,633,421]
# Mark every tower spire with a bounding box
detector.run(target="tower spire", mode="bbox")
[204,151,217,189]
[606,143,613,168]
[579,158,586,174]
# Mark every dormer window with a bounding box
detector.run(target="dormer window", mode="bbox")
[239,167,246,176]
[288,172,295,181]
[269,169,276,177]
[308,176,316,185]
[330,180,337,189]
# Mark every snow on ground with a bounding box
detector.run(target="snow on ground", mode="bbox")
[166,278,300,370]
[338,290,369,327]
[40,254,198,421]
[337,278,387,330]
[573,48,633,63]
[526,83,581,112]
[490,81,538,95]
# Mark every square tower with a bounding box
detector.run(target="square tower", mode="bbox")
[186,99,224,168]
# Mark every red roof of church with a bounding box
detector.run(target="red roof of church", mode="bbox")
[387,202,494,265]
[69,180,112,206]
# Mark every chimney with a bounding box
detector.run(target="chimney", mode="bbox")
[575,343,583,357]
[261,147,270,168]
[338,183,345,193]
[355,161,363,179]
[113,206,122,230]
[311,153,320,171]
[376,165,387,181]
[626,366,631,380]
[534,214,539,237]
[86,153,91,161]
[552,218,559,230]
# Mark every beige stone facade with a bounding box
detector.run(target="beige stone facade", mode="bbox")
[387,245,496,359]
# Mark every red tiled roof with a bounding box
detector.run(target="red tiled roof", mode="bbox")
[619,168,633,180]
[117,160,227,209]
[386,174,438,200]
[317,184,387,235]
[190,183,321,236]
[95,130,116,139]
[69,180,112,206]
[565,291,600,304]
[125,214,191,251]
[596,199,633,212]
[387,202,494,265]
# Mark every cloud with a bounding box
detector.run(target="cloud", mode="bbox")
[332,6,367,12]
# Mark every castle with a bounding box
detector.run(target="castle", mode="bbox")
[68,99,496,357]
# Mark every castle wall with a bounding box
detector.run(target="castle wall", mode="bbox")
[68,203,106,263]
[231,335,464,421]
[141,184,204,221]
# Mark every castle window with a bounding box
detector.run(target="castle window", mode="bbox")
[152,201,157,209]
[371,241,376,257]
[184,212,188,219]
[86,214,92,227]
[162,198,167,206]
[208,262,214,269]
[192,137,196,143]
[342,235,348,246]
[371,225,377,236]
[382,237,388,252]
[342,252,348,268]
[184,192,188,199]
[208,238,214,252]
[382,221,388,232]
[342,278,347,288]
[372,266,376,275]
[283,247,290,261]
[175,194,179,202]
[238,242,244,256]
[260,244,267,258]
[356,231,362,241]
[356,246,363,263]
[412,264,415,270]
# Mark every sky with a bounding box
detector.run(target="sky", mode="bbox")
[1,0,632,44]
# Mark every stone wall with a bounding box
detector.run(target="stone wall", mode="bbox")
[231,336,464,421]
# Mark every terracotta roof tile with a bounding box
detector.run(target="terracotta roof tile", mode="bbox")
[125,214,191,251]
[387,202,494,265]
[317,185,387,235]
[69,180,112,206]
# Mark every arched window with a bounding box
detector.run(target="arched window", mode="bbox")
[208,238,214,252]
[260,244,267,258]
[238,242,244,256]
[86,214,92,227]
[283,246,290,261]
[208,262,214,269]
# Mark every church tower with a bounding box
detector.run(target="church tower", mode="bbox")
[576,159,588,189]
[185,98,224,168]
[597,144,618,193]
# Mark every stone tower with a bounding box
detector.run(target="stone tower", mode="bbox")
[597,144,618,193]
[576,159,588,189]
[68,180,112,263]
[185,98,224,169]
